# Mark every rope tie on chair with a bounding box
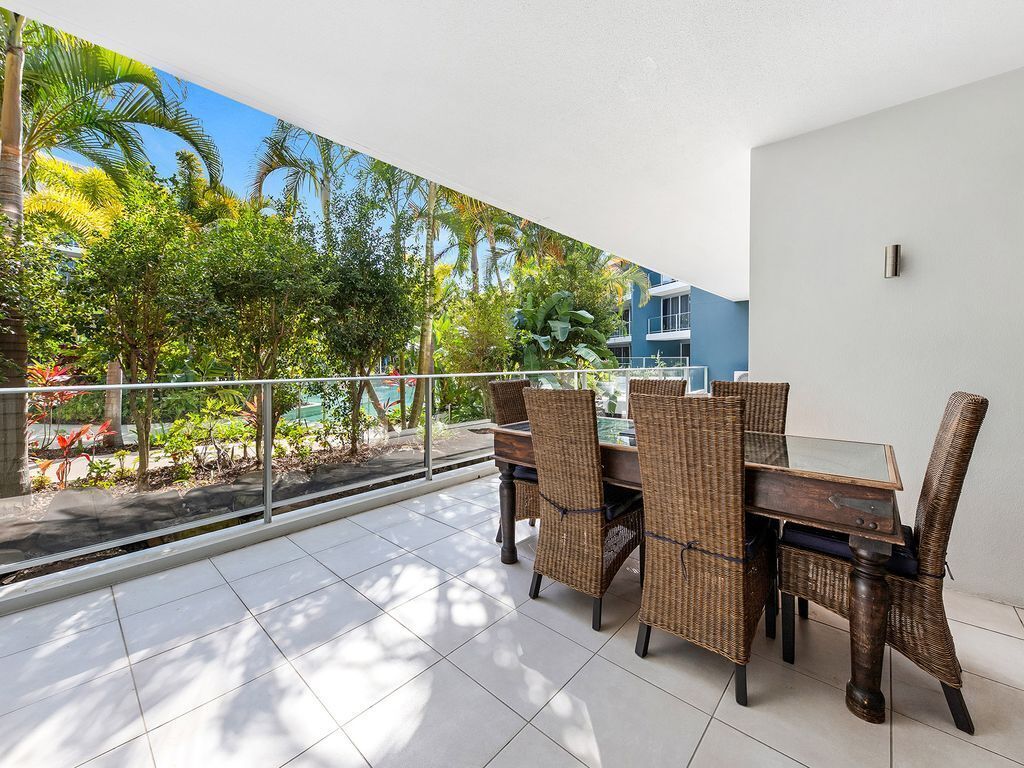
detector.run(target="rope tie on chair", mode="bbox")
[644,531,747,579]
[538,491,608,519]
[919,560,954,580]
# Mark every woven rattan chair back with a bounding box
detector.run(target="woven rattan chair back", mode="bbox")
[628,377,687,398]
[710,380,790,434]
[488,379,531,426]
[523,388,605,515]
[913,391,989,579]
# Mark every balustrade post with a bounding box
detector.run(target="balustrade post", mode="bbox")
[262,382,273,523]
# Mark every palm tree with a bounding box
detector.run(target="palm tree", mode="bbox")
[25,154,121,240]
[172,150,238,226]
[250,120,353,241]
[0,14,222,497]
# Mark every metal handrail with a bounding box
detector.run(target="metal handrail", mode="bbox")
[647,313,691,333]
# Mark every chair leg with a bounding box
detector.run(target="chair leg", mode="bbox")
[529,572,542,599]
[635,623,651,657]
[495,522,502,543]
[735,664,748,706]
[529,518,536,526]
[941,683,975,735]
[592,597,603,631]
[798,596,809,619]
[781,592,795,664]
[638,538,646,587]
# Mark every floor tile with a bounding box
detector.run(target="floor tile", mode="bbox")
[0,589,117,658]
[413,530,499,576]
[132,617,285,727]
[714,655,890,768]
[487,725,582,768]
[943,590,1024,639]
[120,583,249,663]
[425,499,496,530]
[892,712,1016,767]
[950,620,1024,689]
[230,556,339,614]
[520,581,637,652]
[463,517,534,546]
[891,653,1024,763]
[0,669,142,768]
[212,538,307,582]
[449,611,592,719]
[0,621,127,716]
[81,736,154,768]
[147,666,335,768]
[806,600,849,631]
[605,559,642,604]
[288,517,368,554]
[388,580,511,655]
[113,560,224,616]
[285,729,368,767]
[377,516,456,550]
[751,611,890,698]
[397,490,462,515]
[457,556,539,608]
[690,719,801,767]
[346,553,451,610]
[446,482,500,504]
[534,655,709,768]
[345,660,524,768]
[314,533,405,579]
[350,503,422,532]
[292,614,440,724]
[257,581,382,659]
[598,615,734,714]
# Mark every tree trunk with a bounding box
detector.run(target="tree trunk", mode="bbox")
[360,364,393,432]
[0,14,29,500]
[102,360,124,449]
[471,237,480,294]
[408,181,437,427]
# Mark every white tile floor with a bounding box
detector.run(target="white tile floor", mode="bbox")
[1,475,1023,768]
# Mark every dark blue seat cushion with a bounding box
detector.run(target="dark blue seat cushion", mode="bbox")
[781,523,919,577]
[744,515,772,559]
[512,466,538,483]
[602,485,643,522]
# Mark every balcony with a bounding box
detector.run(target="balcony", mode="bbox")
[649,276,691,297]
[608,319,631,342]
[0,472,1021,767]
[647,312,691,341]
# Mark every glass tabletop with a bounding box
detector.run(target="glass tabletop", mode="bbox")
[499,417,895,485]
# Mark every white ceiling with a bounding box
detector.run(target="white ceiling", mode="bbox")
[13,1,1024,299]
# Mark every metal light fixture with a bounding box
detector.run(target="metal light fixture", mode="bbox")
[884,244,901,278]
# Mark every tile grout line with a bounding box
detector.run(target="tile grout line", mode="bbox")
[109,585,160,768]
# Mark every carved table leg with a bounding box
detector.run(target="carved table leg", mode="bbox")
[846,536,891,723]
[498,462,518,564]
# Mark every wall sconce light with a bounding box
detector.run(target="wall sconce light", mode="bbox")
[884,244,901,278]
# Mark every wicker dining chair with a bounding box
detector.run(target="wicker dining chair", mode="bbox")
[523,388,643,631]
[778,391,988,733]
[488,379,538,541]
[711,379,791,637]
[628,377,688,398]
[631,393,770,705]
[710,380,790,434]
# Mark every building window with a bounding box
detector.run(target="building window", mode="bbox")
[610,345,631,365]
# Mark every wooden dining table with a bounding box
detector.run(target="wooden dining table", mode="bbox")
[492,416,904,724]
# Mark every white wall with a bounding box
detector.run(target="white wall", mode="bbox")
[750,67,1024,604]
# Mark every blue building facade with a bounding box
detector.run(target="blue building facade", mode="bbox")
[608,268,749,385]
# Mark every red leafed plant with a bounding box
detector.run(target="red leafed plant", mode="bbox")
[27,363,84,450]
[36,420,117,490]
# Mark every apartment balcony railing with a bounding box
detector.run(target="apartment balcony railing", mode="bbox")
[609,320,631,338]
[647,312,691,334]
[0,365,704,580]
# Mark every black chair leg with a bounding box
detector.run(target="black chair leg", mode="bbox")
[592,597,603,631]
[798,597,809,619]
[635,623,651,657]
[495,523,502,543]
[529,572,542,599]
[735,664,748,706]
[781,592,795,664]
[529,518,536,527]
[941,683,975,735]
[638,538,646,587]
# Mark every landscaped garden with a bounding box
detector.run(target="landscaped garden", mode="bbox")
[0,10,665,577]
